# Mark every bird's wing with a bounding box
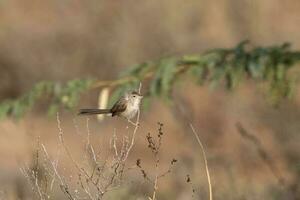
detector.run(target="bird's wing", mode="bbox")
[111,97,127,117]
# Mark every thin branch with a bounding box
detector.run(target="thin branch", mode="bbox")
[123,109,140,161]
[151,162,159,200]
[40,144,76,200]
[112,129,119,157]
[190,124,213,200]
[40,144,64,188]
[56,113,90,178]
[85,118,97,164]
[236,122,285,185]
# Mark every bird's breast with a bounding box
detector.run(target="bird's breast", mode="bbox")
[121,101,139,119]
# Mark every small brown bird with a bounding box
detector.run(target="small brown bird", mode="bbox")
[78,91,143,120]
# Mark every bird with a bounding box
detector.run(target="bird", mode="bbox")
[78,91,143,122]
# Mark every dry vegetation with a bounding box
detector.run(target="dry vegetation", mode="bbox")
[20,115,186,200]
[0,0,300,200]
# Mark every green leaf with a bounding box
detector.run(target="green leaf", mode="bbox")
[209,64,226,90]
[160,58,178,97]
[188,64,206,85]
[0,101,12,119]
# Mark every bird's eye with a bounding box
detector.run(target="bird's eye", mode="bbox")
[133,95,136,98]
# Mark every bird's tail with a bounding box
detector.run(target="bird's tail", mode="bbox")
[78,109,111,115]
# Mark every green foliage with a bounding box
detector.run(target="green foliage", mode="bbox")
[56,79,94,110]
[112,41,300,107]
[0,79,94,119]
[150,58,178,98]
[0,81,54,119]
[1,41,300,119]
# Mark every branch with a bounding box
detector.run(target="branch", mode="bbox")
[236,122,285,185]
[1,41,300,119]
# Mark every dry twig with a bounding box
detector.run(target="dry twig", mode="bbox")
[190,124,213,200]
[236,122,285,185]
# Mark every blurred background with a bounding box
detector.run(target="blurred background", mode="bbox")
[0,0,300,199]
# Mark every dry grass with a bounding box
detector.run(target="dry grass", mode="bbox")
[1,1,300,199]
[21,110,143,199]
[0,83,299,199]
[190,124,212,200]
[20,115,184,200]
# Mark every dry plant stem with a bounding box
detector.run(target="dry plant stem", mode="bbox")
[33,170,44,200]
[20,165,44,200]
[56,113,102,199]
[24,110,143,200]
[44,141,60,193]
[86,118,97,163]
[236,124,300,199]
[42,142,81,200]
[112,128,119,157]
[190,124,213,200]
[40,144,64,187]
[49,151,59,191]
[123,109,140,161]
[56,113,90,178]
[35,137,45,200]
[151,161,159,200]
[144,123,166,200]
[235,122,285,185]
[40,144,77,200]
[20,138,51,200]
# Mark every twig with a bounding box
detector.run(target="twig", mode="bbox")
[20,165,45,200]
[40,144,64,189]
[40,143,76,200]
[86,118,97,163]
[190,124,213,200]
[112,129,119,157]
[158,159,177,179]
[236,122,285,185]
[143,123,173,200]
[151,162,159,200]
[56,113,90,178]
